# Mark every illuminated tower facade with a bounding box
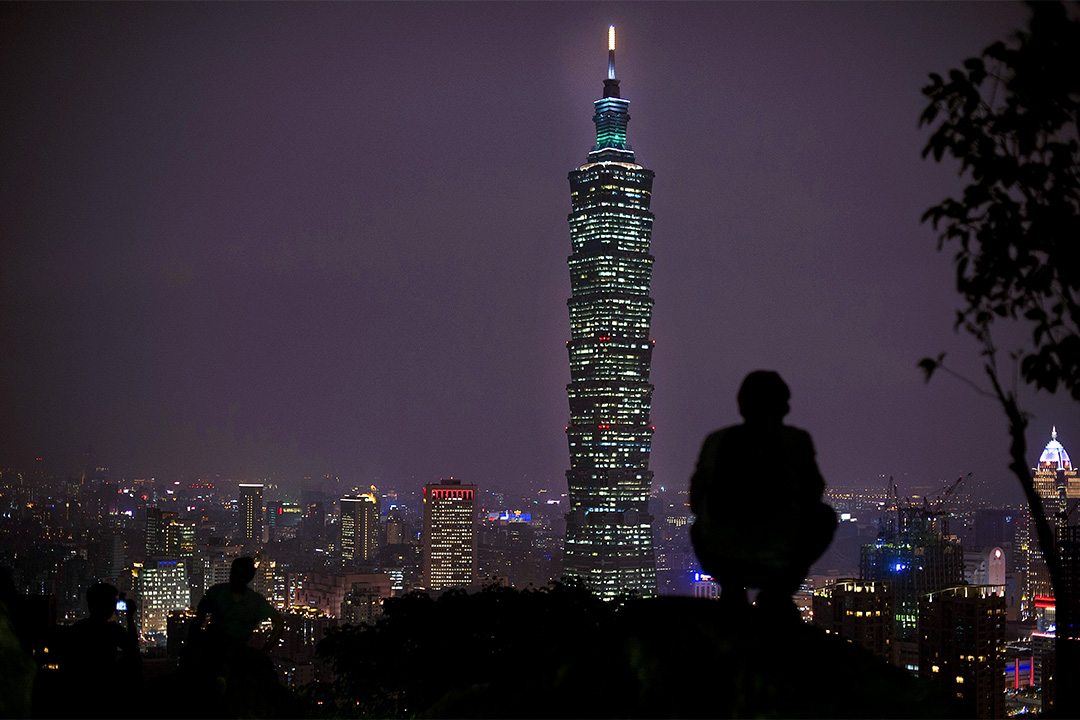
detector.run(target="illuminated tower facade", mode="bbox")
[422,478,477,590]
[340,495,378,565]
[1034,427,1077,500]
[562,26,657,599]
[134,558,190,637]
[1024,428,1077,618]
[238,483,264,544]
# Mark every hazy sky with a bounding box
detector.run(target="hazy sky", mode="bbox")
[1,1,1072,504]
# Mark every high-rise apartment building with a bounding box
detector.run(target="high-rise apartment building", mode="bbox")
[919,585,1006,719]
[422,478,477,591]
[340,495,378,566]
[812,579,894,663]
[562,26,658,600]
[238,483,264,544]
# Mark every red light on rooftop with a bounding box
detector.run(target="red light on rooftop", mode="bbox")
[1034,596,1055,609]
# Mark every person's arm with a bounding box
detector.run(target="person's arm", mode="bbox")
[117,599,142,680]
[800,431,826,499]
[690,433,720,515]
[123,597,139,645]
[189,595,209,643]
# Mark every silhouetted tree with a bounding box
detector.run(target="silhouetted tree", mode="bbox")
[918,2,1079,714]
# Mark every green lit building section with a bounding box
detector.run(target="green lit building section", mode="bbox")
[562,28,658,599]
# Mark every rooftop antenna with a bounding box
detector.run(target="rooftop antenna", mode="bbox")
[608,25,616,80]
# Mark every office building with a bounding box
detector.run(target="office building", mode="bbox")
[1024,428,1076,620]
[812,579,894,663]
[918,585,1006,719]
[238,483,264,544]
[134,558,190,637]
[691,572,719,600]
[422,478,477,591]
[562,26,658,600]
[267,501,303,542]
[341,579,387,624]
[1034,427,1076,500]
[146,507,178,558]
[296,571,391,618]
[961,546,1006,590]
[340,495,378,566]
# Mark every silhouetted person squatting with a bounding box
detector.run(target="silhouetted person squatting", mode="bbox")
[60,582,142,717]
[189,557,284,700]
[690,371,837,618]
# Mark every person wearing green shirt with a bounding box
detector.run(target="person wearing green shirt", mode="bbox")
[189,557,284,695]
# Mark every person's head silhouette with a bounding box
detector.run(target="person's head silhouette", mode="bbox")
[85,583,119,621]
[229,557,257,590]
[737,371,790,425]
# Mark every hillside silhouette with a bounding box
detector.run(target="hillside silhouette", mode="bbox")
[302,582,960,719]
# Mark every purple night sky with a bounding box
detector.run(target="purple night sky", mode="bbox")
[1,2,1072,504]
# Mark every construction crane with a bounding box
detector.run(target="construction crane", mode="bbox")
[889,476,902,535]
[920,473,971,537]
[936,473,970,503]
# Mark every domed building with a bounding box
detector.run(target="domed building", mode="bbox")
[1039,427,1072,470]
[1033,427,1078,499]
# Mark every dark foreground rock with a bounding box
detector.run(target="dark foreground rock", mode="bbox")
[421,596,960,719]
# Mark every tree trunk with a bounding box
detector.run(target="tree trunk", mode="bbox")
[993,377,1076,717]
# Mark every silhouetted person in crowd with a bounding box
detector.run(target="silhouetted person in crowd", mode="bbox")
[0,566,36,717]
[60,582,141,717]
[189,557,284,712]
[690,371,837,618]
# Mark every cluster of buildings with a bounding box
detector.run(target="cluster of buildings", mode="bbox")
[804,428,1078,717]
[0,466,583,684]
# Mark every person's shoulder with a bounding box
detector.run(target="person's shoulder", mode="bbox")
[244,588,275,615]
[105,620,127,640]
[250,588,272,606]
[702,424,743,446]
[204,583,229,599]
[779,425,814,443]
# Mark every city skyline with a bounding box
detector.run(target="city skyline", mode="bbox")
[1,2,1074,505]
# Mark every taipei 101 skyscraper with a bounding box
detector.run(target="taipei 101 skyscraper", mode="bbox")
[562,27,657,599]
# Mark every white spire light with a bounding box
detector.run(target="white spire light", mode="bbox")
[607,25,616,80]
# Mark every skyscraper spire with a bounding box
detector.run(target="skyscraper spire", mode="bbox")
[608,25,616,80]
[603,25,621,99]
[591,27,632,162]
